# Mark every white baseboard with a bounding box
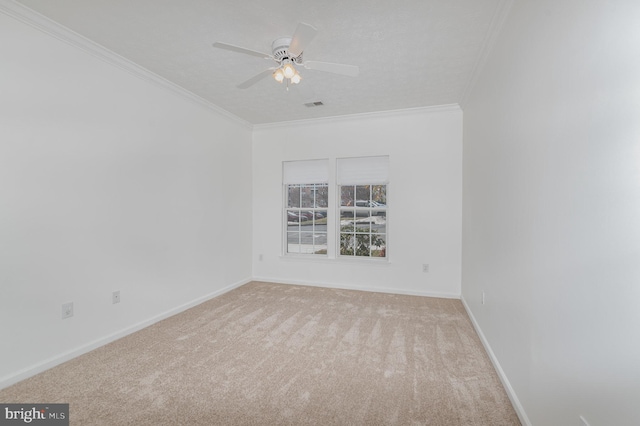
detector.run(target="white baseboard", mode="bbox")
[252,276,461,299]
[0,277,251,390]
[460,296,532,426]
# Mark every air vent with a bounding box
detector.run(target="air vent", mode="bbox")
[304,101,324,107]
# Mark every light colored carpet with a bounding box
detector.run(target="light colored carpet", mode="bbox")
[0,282,520,425]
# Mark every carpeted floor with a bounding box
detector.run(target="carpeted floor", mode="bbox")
[0,282,520,425]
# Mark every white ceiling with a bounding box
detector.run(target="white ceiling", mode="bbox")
[13,0,509,125]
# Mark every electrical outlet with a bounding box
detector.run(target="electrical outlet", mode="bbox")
[422,264,429,273]
[61,302,73,319]
[112,291,120,304]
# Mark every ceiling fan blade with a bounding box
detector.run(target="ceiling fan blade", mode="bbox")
[303,61,360,77]
[212,42,272,59]
[237,68,275,89]
[288,23,318,57]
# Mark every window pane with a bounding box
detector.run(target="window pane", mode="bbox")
[287,224,300,235]
[340,223,355,233]
[287,232,300,253]
[339,232,355,255]
[354,234,371,256]
[314,242,328,255]
[356,185,370,202]
[287,210,302,223]
[314,233,328,254]
[304,211,317,223]
[371,217,386,234]
[355,205,371,217]
[353,222,371,233]
[314,212,327,236]
[287,232,301,244]
[301,185,314,208]
[288,185,301,208]
[372,185,386,205]
[316,184,328,208]
[313,231,327,248]
[300,232,314,253]
[340,186,354,207]
[340,209,355,221]
[372,235,387,258]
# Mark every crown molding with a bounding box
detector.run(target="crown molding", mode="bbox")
[459,0,514,109]
[252,104,462,131]
[0,0,252,130]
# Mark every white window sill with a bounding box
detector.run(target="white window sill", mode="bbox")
[280,254,391,266]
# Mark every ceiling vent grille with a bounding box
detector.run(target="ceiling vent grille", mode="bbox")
[304,101,324,107]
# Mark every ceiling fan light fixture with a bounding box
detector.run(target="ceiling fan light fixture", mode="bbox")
[213,22,359,90]
[282,61,296,79]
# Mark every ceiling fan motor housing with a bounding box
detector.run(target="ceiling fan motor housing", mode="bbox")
[271,37,303,64]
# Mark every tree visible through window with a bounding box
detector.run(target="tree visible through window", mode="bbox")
[339,184,387,257]
[286,183,328,254]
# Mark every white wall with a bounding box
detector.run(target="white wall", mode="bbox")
[462,1,640,425]
[252,107,462,297]
[0,11,252,387]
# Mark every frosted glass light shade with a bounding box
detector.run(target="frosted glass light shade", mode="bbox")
[282,62,296,79]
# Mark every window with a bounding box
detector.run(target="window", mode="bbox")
[282,156,389,259]
[283,160,329,255]
[286,184,328,254]
[339,185,387,257]
[337,156,389,258]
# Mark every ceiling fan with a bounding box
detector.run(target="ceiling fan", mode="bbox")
[212,23,359,89]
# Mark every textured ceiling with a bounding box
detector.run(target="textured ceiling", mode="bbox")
[13,0,509,125]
